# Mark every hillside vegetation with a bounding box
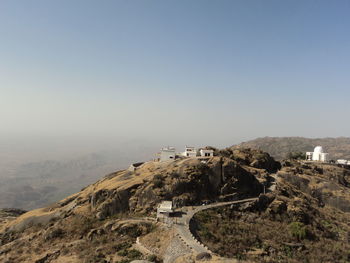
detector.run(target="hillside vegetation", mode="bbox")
[0,146,349,263]
[193,161,350,263]
[235,137,350,160]
[0,148,277,263]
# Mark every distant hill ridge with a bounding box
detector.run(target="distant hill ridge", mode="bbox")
[235,136,350,160]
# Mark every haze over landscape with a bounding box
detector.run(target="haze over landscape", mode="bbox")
[1,0,350,142]
[1,1,350,263]
[1,0,350,208]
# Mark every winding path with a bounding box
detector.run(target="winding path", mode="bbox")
[169,172,279,261]
[174,198,259,255]
[139,173,279,263]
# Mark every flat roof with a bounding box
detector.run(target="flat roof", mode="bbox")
[158,201,173,212]
[161,148,175,152]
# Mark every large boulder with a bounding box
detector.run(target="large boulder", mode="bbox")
[91,189,131,220]
[223,148,281,173]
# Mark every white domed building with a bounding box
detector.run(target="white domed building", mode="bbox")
[306,146,329,162]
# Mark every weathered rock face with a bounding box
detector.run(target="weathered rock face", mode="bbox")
[0,208,27,230]
[0,209,26,217]
[219,158,263,196]
[1,148,276,234]
[91,189,131,220]
[129,156,265,212]
[279,163,350,213]
[87,151,270,216]
[193,164,350,263]
[222,147,281,173]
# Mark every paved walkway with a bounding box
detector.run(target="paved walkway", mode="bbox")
[171,173,279,259]
[163,235,191,263]
[137,173,278,263]
[174,198,259,256]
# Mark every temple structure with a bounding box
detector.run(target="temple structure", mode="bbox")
[160,147,176,162]
[306,146,329,162]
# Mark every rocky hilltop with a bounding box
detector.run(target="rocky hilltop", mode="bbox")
[0,209,26,229]
[0,147,349,263]
[192,160,350,262]
[235,137,350,160]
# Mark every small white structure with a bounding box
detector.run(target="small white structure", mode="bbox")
[200,149,214,157]
[306,146,329,162]
[156,201,174,220]
[182,146,197,157]
[160,147,176,162]
[336,159,350,166]
[128,162,144,172]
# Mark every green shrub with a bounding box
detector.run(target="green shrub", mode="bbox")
[114,242,132,251]
[127,249,142,260]
[45,228,64,240]
[117,248,142,261]
[153,174,163,188]
[289,222,307,241]
[201,228,215,240]
[235,253,246,260]
[117,249,128,257]
[283,245,293,258]
[147,254,157,262]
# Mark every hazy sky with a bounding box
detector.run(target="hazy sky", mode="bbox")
[1,0,350,148]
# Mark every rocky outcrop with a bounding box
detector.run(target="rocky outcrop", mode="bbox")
[130,156,265,212]
[279,163,350,213]
[91,189,131,220]
[1,148,276,232]
[218,158,263,196]
[222,147,281,173]
[0,209,26,217]
[3,146,350,263]
[0,148,280,263]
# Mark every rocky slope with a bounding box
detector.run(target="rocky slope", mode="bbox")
[192,160,350,262]
[0,148,155,211]
[0,148,278,263]
[236,137,350,160]
[2,146,348,263]
[0,209,26,230]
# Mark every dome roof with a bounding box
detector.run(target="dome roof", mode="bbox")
[313,146,324,154]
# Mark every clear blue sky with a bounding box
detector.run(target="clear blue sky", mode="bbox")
[1,0,349,147]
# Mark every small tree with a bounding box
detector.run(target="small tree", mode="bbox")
[289,222,307,241]
[153,174,163,188]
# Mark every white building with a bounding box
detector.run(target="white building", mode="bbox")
[336,159,350,166]
[156,201,174,219]
[160,147,176,162]
[306,146,329,162]
[182,146,197,158]
[200,149,214,157]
